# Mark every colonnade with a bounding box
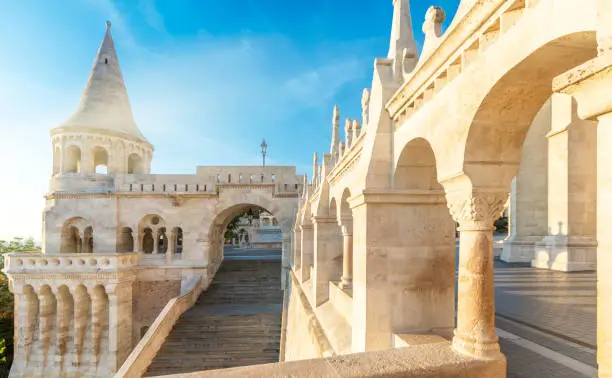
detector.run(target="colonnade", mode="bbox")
[11,281,133,376]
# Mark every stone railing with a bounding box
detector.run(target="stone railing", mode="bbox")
[387,0,529,125]
[114,276,203,378]
[117,182,215,193]
[217,183,276,194]
[4,252,140,274]
[152,341,504,377]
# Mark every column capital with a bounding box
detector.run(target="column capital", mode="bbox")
[310,216,337,224]
[446,191,508,230]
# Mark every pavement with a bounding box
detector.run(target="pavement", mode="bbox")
[223,246,599,377]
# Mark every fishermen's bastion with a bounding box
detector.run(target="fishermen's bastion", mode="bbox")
[4,0,612,377]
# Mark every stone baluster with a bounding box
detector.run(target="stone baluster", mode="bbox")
[55,286,73,368]
[38,285,57,367]
[91,286,107,365]
[339,221,353,290]
[15,285,38,368]
[445,189,508,359]
[73,285,90,367]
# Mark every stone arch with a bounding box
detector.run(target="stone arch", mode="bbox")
[92,146,109,175]
[394,138,443,191]
[138,214,166,254]
[64,145,82,174]
[127,153,143,174]
[118,227,135,252]
[371,137,457,339]
[460,30,597,188]
[60,217,91,253]
[200,191,296,265]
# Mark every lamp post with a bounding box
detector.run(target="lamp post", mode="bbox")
[260,139,268,167]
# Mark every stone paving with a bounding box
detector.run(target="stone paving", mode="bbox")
[494,261,598,377]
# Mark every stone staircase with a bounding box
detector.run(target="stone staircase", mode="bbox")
[145,259,283,376]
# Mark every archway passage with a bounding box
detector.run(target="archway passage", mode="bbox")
[215,205,283,263]
[390,138,456,338]
[146,203,285,375]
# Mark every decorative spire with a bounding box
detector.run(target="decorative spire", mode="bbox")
[339,142,345,158]
[312,152,319,186]
[330,105,340,159]
[388,0,418,60]
[388,0,418,81]
[344,118,353,150]
[352,120,361,141]
[54,21,147,142]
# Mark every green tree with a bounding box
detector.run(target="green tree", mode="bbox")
[0,237,36,375]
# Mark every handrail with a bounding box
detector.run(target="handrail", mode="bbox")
[114,276,203,378]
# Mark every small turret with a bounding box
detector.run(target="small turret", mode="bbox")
[388,0,418,81]
[344,118,353,150]
[330,105,341,160]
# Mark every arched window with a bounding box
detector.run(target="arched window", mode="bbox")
[128,153,143,174]
[158,227,168,254]
[142,228,154,254]
[93,147,109,175]
[173,227,183,255]
[118,227,134,252]
[64,145,82,173]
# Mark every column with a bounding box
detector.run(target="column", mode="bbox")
[299,224,313,282]
[312,216,342,306]
[152,230,159,254]
[38,286,57,367]
[556,41,612,375]
[533,93,597,271]
[339,222,353,290]
[167,232,176,263]
[106,282,133,371]
[132,231,139,253]
[446,190,507,359]
[502,98,550,263]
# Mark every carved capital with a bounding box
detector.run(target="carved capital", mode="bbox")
[446,191,508,230]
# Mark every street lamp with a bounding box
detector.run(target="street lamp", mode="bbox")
[260,139,268,167]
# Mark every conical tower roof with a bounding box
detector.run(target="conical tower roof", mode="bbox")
[53,21,147,142]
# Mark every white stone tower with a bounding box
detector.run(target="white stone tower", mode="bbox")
[50,21,153,180]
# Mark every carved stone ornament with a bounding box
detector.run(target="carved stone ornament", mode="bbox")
[446,191,508,229]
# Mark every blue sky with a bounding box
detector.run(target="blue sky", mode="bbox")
[0,0,459,240]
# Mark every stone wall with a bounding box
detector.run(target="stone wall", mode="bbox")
[284,273,334,361]
[132,280,181,343]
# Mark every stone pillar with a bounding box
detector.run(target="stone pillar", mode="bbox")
[292,227,302,272]
[312,216,342,306]
[38,286,57,368]
[281,233,291,289]
[339,222,353,290]
[152,230,159,254]
[502,99,550,263]
[167,232,176,263]
[133,231,139,253]
[299,224,313,282]
[556,46,612,376]
[446,189,507,360]
[533,93,597,271]
[350,191,456,352]
[106,282,133,371]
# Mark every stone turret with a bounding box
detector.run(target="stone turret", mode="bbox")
[50,21,153,178]
[388,0,418,81]
[344,118,353,150]
[312,152,319,186]
[352,120,361,142]
[330,105,340,161]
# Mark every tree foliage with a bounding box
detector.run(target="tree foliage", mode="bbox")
[0,237,36,375]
